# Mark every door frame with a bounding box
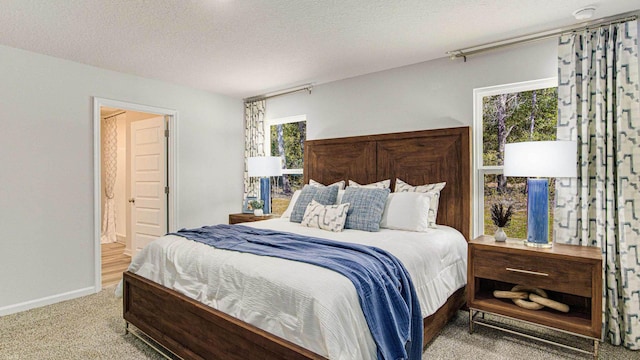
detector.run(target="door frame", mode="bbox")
[93,97,178,292]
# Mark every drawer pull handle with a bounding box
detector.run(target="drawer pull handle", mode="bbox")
[506,268,549,276]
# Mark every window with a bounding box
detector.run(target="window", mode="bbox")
[265,115,306,215]
[473,79,558,239]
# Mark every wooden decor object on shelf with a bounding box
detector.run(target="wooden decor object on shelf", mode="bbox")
[493,285,570,312]
[492,290,528,299]
[530,293,570,313]
[510,285,547,310]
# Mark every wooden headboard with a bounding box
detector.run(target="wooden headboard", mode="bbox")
[304,126,471,241]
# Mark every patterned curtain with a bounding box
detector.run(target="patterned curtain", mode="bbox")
[244,100,266,200]
[100,113,123,244]
[555,20,640,349]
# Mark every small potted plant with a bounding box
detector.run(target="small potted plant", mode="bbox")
[490,203,513,242]
[250,199,264,216]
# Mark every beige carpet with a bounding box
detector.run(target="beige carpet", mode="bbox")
[0,288,637,360]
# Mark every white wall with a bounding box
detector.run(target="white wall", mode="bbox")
[266,39,558,140]
[0,44,243,313]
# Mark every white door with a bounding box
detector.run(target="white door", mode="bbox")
[130,116,167,256]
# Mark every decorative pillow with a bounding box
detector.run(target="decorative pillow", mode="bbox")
[341,187,391,232]
[301,200,350,232]
[395,179,446,228]
[380,192,432,232]
[309,179,346,190]
[348,179,391,189]
[290,185,339,223]
[336,190,346,205]
[280,190,301,218]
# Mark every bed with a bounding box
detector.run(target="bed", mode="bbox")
[122,126,472,360]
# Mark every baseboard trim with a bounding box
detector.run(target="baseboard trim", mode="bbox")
[116,234,126,244]
[0,286,96,316]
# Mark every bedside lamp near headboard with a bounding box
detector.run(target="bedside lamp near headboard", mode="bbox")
[248,156,282,215]
[503,141,577,248]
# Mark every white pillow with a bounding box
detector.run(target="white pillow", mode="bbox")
[301,200,350,232]
[348,179,391,189]
[280,190,301,218]
[395,178,446,228]
[309,179,346,190]
[336,190,346,205]
[380,192,432,232]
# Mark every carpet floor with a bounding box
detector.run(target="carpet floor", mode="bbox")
[0,288,636,359]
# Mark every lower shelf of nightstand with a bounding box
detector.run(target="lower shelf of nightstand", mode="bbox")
[469,308,600,359]
[471,290,594,336]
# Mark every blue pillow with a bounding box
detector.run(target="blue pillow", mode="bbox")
[290,184,339,223]
[341,187,390,232]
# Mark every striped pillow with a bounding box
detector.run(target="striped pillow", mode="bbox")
[301,200,350,232]
[290,184,339,223]
[395,179,446,228]
[341,187,390,232]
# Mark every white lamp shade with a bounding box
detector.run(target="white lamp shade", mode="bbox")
[248,156,282,177]
[504,141,577,178]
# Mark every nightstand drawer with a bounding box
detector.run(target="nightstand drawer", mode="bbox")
[473,248,592,297]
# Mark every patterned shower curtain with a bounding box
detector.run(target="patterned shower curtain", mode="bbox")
[101,113,123,244]
[244,100,266,201]
[555,20,640,349]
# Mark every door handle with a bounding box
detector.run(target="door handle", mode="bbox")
[128,198,135,204]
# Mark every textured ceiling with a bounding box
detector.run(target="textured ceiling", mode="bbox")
[0,0,638,98]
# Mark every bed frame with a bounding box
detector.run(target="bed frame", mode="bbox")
[123,126,471,359]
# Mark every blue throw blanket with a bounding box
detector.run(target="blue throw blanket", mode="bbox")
[170,224,422,360]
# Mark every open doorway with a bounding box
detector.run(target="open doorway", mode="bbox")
[93,98,178,291]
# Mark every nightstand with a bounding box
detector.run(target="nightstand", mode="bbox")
[468,235,602,358]
[228,213,277,224]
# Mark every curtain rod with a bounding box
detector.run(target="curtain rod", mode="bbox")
[244,84,313,103]
[446,10,639,61]
[102,110,126,119]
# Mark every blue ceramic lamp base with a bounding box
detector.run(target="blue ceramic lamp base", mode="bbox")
[526,178,551,248]
[259,177,271,215]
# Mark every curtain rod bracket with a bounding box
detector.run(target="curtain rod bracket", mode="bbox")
[447,50,467,62]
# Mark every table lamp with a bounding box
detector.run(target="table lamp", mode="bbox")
[503,141,577,247]
[248,156,282,215]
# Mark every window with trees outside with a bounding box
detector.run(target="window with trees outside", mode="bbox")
[266,115,306,215]
[473,78,558,239]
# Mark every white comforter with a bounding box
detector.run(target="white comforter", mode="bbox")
[123,218,467,359]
